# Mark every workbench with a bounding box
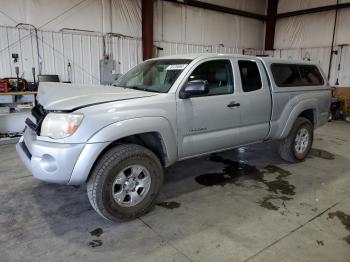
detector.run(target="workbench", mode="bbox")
[0,91,36,104]
[0,91,37,133]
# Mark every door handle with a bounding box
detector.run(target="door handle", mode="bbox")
[227,101,240,108]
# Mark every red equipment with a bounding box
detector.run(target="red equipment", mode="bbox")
[0,80,10,93]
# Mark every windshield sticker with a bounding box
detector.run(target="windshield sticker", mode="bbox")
[166,64,188,70]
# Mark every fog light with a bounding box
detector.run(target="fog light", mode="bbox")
[40,154,57,172]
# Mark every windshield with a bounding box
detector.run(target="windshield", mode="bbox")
[114,59,192,93]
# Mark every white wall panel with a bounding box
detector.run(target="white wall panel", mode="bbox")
[110,36,143,73]
[0,0,142,85]
[274,12,335,49]
[154,1,265,50]
[0,0,27,27]
[326,45,350,86]
[0,26,142,84]
[201,0,267,15]
[184,6,204,44]
[336,8,350,45]
[203,10,237,46]
[278,0,336,13]
[301,47,331,75]
[213,45,242,54]
[159,2,184,43]
[51,32,65,81]
[0,0,141,36]
[238,18,265,49]
[154,41,212,56]
[278,0,350,13]
[41,31,56,76]
[338,46,350,85]
[0,0,103,31]
[275,2,350,49]
[111,0,142,37]
[155,40,264,57]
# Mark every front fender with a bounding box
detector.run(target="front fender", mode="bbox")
[68,117,178,185]
[88,116,178,164]
[87,117,177,149]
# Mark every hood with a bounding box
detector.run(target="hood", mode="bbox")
[37,82,158,111]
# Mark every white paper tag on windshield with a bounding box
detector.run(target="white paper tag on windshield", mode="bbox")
[166,64,188,70]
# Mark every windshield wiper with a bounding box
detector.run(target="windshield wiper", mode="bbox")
[124,86,161,93]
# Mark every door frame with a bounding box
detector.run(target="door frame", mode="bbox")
[175,56,243,159]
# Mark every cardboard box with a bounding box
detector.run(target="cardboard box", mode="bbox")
[334,87,350,98]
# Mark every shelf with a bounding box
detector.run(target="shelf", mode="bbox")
[0,110,32,116]
[0,91,37,96]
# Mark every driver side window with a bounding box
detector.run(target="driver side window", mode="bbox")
[188,60,234,96]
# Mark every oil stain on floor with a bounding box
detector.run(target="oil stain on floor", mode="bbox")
[316,240,324,246]
[88,228,104,247]
[195,154,295,211]
[90,228,104,237]
[328,211,350,245]
[157,201,181,209]
[309,148,335,160]
[88,239,103,248]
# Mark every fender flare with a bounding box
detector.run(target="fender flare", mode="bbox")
[89,116,177,162]
[68,116,178,185]
[279,99,317,139]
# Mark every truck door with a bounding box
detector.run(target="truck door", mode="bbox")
[176,59,242,158]
[233,59,272,144]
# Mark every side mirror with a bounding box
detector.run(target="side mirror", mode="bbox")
[179,80,209,99]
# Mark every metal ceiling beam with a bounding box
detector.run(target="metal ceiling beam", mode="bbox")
[142,0,154,60]
[162,0,266,21]
[265,0,278,50]
[277,3,350,19]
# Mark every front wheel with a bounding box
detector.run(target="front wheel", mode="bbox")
[87,144,163,221]
[278,117,314,162]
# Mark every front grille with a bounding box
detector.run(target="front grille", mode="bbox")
[20,141,32,159]
[29,103,47,135]
[32,103,46,123]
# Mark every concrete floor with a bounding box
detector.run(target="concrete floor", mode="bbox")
[0,121,349,262]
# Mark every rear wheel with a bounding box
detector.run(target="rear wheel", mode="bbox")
[87,144,163,221]
[278,117,313,162]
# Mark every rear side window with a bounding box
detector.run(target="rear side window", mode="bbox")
[271,64,303,86]
[271,64,324,87]
[238,61,262,92]
[299,65,324,85]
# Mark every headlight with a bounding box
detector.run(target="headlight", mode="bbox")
[41,113,84,139]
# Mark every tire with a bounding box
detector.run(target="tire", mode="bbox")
[87,144,163,221]
[278,117,314,163]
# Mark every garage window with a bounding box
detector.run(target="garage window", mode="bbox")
[238,60,262,92]
[187,60,234,96]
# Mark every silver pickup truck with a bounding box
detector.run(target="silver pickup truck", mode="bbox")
[16,54,331,221]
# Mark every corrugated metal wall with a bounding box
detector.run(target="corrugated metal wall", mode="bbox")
[154,41,212,56]
[110,36,143,74]
[0,26,142,84]
[154,40,265,57]
[0,24,266,85]
[4,27,347,87]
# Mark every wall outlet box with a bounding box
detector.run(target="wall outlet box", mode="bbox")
[100,58,117,85]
